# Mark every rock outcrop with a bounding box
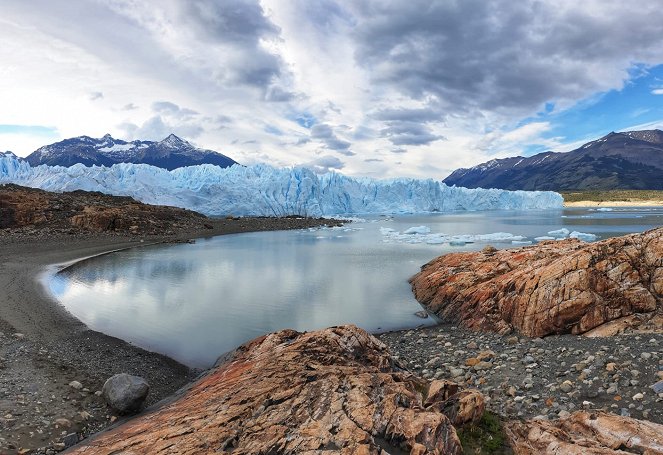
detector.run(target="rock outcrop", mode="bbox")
[505,411,663,454]
[68,325,484,454]
[410,228,662,337]
[0,183,210,234]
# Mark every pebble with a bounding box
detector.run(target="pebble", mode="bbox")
[560,381,574,393]
[377,324,663,424]
[69,381,83,390]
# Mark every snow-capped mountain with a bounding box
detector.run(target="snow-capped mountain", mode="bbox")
[443,129,663,190]
[0,154,562,216]
[25,134,237,170]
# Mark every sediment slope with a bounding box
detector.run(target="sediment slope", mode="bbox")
[410,227,662,337]
[68,325,486,454]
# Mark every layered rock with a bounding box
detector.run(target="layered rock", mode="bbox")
[410,228,662,337]
[505,411,663,454]
[68,325,484,454]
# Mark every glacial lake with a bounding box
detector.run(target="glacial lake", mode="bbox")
[48,207,663,367]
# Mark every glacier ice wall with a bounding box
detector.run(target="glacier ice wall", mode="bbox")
[0,155,563,216]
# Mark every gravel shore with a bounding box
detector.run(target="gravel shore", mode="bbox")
[0,217,342,454]
[378,323,663,425]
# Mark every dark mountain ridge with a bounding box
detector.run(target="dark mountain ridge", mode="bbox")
[25,133,237,170]
[443,129,663,191]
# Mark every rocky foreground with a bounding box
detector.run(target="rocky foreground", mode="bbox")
[67,325,663,454]
[68,325,485,454]
[410,227,662,337]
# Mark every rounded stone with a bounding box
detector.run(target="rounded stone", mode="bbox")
[102,373,150,414]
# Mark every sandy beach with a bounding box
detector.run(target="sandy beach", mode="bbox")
[0,217,342,454]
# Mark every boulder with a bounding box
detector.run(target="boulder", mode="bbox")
[102,373,150,415]
[410,227,662,337]
[505,411,663,454]
[70,325,484,454]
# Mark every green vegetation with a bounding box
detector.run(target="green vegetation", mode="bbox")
[561,189,663,203]
[457,412,513,454]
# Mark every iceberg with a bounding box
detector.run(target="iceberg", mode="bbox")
[403,226,431,234]
[547,228,570,237]
[381,229,528,245]
[569,231,598,241]
[0,155,563,216]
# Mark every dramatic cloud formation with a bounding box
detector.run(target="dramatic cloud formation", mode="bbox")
[2,0,663,178]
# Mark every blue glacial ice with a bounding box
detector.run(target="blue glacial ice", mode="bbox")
[0,154,563,216]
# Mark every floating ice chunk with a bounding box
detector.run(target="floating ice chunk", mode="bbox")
[403,226,431,234]
[380,227,397,235]
[596,208,613,212]
[569,231,597,241]
[512,240,532,245]
[547,228,570,237]
[477,232,526,242]
[534,236,556,241]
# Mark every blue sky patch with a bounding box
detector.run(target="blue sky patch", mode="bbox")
[0,124,58,137]
[518,64,663,155]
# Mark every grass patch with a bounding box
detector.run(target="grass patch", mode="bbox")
[561,189,663,203]
[456,412,512,454]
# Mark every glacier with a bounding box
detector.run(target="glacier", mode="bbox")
[0,154,563,216]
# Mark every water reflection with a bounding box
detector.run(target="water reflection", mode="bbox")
[49,208,663,367]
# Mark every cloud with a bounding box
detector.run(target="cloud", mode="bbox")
[89,91,103,101]
[4,0,663,179]
[179,0,287,91]
[302,154,345,173]
[120,101,206,140]
[310,123,353,153]
[351,1,663,115]
[380,122,444,146]
[371,106,442,123]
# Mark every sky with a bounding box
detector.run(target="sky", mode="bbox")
[2,0,663,179]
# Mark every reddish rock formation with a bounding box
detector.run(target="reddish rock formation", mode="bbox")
[505,411,663,454]
[410,228,662,337]
[68,325,484,454]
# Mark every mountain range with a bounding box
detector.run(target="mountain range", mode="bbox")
[443,130,663,191]
[22,134,237,170]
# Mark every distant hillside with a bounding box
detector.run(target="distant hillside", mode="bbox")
[25,134,237,170]
[443,130,663,190]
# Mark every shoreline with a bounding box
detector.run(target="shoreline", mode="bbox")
[564,200,663,207]
[0,217,343,454]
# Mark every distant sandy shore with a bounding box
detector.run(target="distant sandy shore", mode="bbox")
[564,200,663,207]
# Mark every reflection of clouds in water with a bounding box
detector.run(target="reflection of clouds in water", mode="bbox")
[50,209,663,367]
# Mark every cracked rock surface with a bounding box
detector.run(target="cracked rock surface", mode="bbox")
[67,325,484,455]
[505,410,663,454]
[410,227,662,337]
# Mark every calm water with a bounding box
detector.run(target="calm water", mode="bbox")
[48,207,663,367]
